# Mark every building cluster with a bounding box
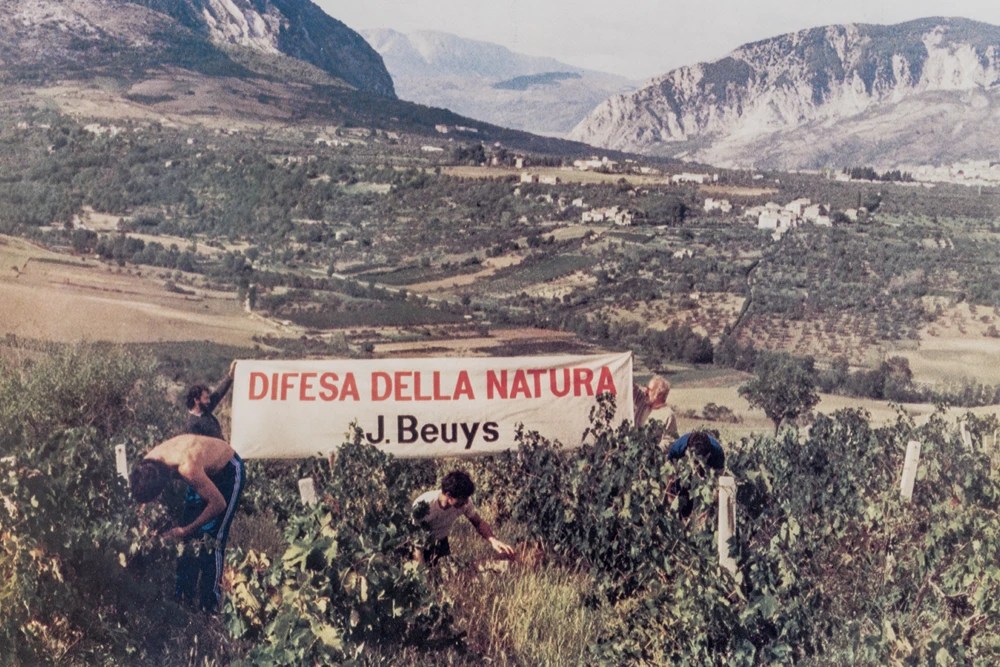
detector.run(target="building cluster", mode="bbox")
[743,198,832,236]
[520,172,561,185]
[572,155,619,171]
[435,124,479,135]
[671,172,717,185]
[571,156,662,176]
[580,206,637,225]
[907,160,1000,187]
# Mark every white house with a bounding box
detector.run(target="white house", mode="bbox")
[671,172,711,184]
[784,198,811,216]
[704,197,733,213]
[757,209,798,230]
[581,206,635,225]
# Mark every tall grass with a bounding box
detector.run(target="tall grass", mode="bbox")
[455,564,606,666]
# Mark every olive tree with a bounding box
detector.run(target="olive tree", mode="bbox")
[739,352,820,434]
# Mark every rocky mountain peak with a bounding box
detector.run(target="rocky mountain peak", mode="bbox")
[570,17,1000,169]
[128,0,395,96]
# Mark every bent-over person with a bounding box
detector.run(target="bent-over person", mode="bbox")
[130,434,246,612]
[412,470,514,564]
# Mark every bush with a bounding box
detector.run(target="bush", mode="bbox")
[226,434,462,665]
[0,343,228,665]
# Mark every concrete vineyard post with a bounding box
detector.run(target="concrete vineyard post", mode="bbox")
[718,476,737,574]
[900,440,921,501]
[298,477,318,505]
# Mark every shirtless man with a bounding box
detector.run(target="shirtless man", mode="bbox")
[130,434,246,612]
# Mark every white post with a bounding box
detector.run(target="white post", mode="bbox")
[900,440,921,501]
[960,422,972,449]
[717,476,737,575]
[298,477,318,506]
[115,444,129,484]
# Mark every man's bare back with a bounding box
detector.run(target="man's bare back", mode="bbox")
[146,434,234,476]
[143,434,236,540]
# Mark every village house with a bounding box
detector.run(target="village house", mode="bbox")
[803,204,831,226]
[784,198,811,216]
[671,172,716,185]
[757,209,798,231]
[704,197,733,213]
[573,156,618,172]
[581,206,636,225]
[520,172,561,185]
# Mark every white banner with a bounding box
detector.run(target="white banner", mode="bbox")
[230,352,633,459]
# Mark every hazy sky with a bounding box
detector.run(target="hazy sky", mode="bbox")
[317,1,1000,80]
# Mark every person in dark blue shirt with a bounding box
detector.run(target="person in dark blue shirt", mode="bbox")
[666,431,725,518]
[667,431,725,471]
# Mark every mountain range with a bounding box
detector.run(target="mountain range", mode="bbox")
[5,4,1000,171]
[0,0,393,96]
[570,17,1000,170]
[362,29,636,137]
[0,0,584,154]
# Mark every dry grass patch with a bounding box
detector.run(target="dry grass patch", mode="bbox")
[892,299,1000,386]
[0,236,282,345]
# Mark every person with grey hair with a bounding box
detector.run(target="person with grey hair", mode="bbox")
[633,374,678,438]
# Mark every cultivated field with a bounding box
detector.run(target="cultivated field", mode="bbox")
[4,232,1000,441]
[0,236,280,345]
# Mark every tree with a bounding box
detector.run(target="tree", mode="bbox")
[739,352,819,434]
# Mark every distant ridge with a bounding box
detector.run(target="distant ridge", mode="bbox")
[363,28,636,137]
[571,17,1000,169]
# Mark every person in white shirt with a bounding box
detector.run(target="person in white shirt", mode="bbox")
[412,470,515,564]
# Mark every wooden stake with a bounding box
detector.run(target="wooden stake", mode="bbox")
[900,440,921,502]
[115,444,129,485]
[298,477,318,506]
[960,422,972,449]
[718,476,737,574]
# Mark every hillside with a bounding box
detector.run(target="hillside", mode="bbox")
[570,17,1000,169]
[0,0,592,156]
[364,29,636,137]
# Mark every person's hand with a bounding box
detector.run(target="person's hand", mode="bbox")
[489,537,515,558]
[162,526,188,542]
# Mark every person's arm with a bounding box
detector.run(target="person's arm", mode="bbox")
[632,383,646,426]
[467,512,515,557]
[163,466,227,540]
[206,362,236,411]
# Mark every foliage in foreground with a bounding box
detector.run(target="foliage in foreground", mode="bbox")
[226,437,461,666]
[0,343,234,665]
[1,345,998,665]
